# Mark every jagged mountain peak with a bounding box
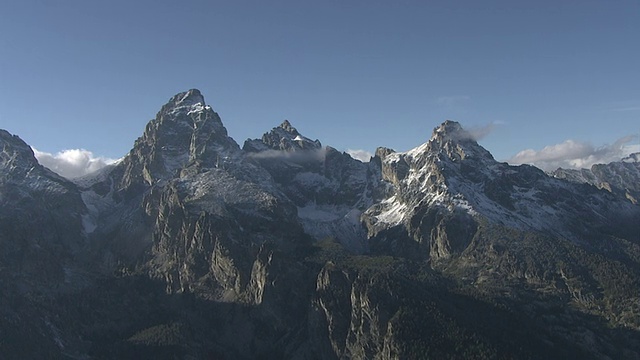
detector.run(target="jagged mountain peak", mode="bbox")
[244,120,322,152]
[428,121,494,163]
[433,119,464,136]
[0,128,17,141]
[271,119,303,140]
[278,119,299,135]
[0,129,43,175]
[430,120,479,146]
[154,89,211,126]
[143,89,235,148]
[391,121,495,167]
[368,120,640,260]
[0,129,82,194]
[0,130,84,231]
[114,90,240,191]
[168,88,205,108]
[157,89,214,123]
[372,121,497,188]
[1,129,36,161]
[1,129,34,155]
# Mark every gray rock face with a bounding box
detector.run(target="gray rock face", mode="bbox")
[80,91,307,280]
[0,130,90,358]
[115,89,240,199]
[1,92,640,359]
[364,120,639,260]
[0,130,86,287]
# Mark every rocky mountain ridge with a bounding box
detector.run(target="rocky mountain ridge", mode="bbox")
[552,152,640,204]
[1,90,639,359]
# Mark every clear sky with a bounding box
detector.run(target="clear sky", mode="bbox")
[1,1,639,176]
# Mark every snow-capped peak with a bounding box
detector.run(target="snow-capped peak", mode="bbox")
[421,121,495,164]
[158,89,210,119]
[175,88,205,107]
[0,129,41,172]
[430,120,474,146]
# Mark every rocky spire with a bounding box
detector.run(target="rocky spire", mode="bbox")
[422,120,494,163]
[243,120,322,152]
[0,130,39,171]
[430,120,472,143]
[117,89,240,192]
[279,120,299,135]
[164,89,205,109]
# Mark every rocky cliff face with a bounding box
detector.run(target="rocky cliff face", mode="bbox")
[1,90,639,359]
[0,130,90,357]
[243,120,382,253]
[0,130,86,287]
[78,90,309,295]
[111,89,240,198]
[364,121,639,261]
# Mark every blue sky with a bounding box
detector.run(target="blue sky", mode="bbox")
[1,1,639,176]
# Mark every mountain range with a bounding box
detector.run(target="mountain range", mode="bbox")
[1,89,639,359]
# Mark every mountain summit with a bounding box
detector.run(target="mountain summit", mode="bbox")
[424,120,495,163]
[0,129,41,173]
[116,89,240,195]
[244,119,322,152]
[1,90,639,359]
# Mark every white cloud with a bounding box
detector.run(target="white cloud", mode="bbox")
[246,148,327,162]
[508,135,638,171]
[32,148,118,179]
[623,143,640,154]
[346,149,373,162]
[465,122,501,141]
[442,121,502,142]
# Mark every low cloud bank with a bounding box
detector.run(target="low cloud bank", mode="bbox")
[346,149,373,162]
[32,148,118,179]
[247,147,374,163]
[508,135,639,171]
[246,148,327,163]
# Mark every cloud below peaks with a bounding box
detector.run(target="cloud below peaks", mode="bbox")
[32,148,118,179]
[346,149,373,162]
[246,148,328,162]
[508,135,638,171]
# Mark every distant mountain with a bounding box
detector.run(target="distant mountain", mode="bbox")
[1,90,638,359]
[551,153,640,204]
[364,120,638,258]
[243,120,379,253]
